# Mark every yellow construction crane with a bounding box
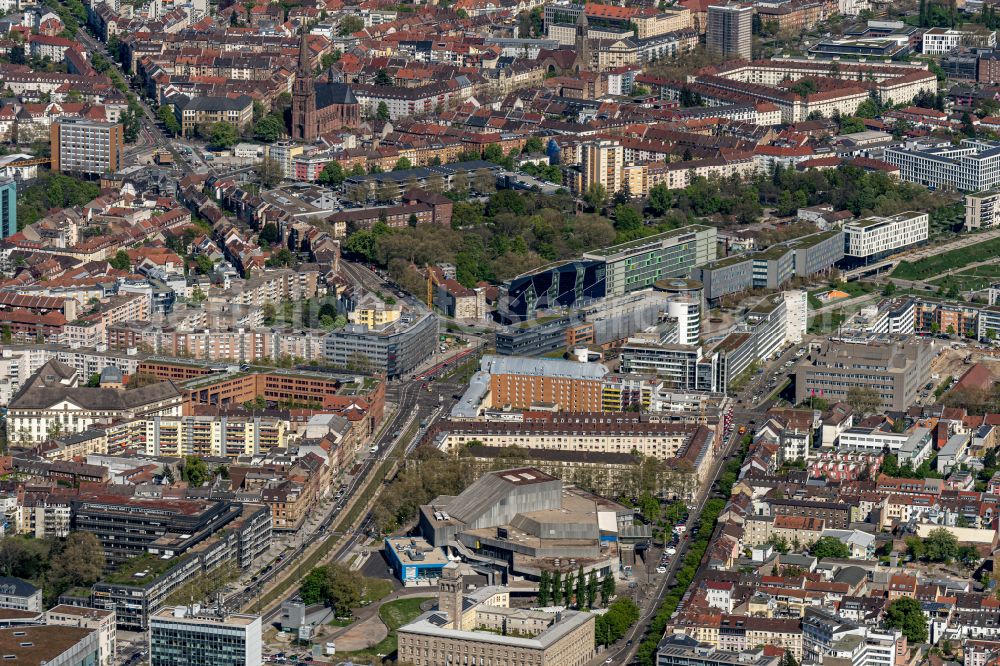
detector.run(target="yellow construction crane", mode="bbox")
[426,264,443,309]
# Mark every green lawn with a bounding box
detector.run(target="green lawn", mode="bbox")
[339,597,429,658]
[363,578,394,604]
[892,237,1000,281]
[930,264,1000,292]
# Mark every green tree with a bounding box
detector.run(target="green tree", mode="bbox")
[782,651,799,666]
[319,161,345,186]
[209,121,239,150]
[254,115,284,143]
[259,223,280,245]
[600,573,615,606]
[584,183,608,210]
[537,570,551,606]
[614,204,642,232]
[86,373,101,387]
[376,101,390,121]
[194,254,214,275]
[523,136,544,154]
[339,15,364,35]
[846,386,882,416]
[586,571,598,609]
[47,532,105,600]
[300,567,328,604]
[924,527,959,562]
[574,565,585,608]
[885,597,928,643]
[809,536,851,559]
[394,157,412,171]
[648,182,672,216]
[551,570,563,605]
[325,563,362,613]
[594,597,639,646]
[839,116,866,133]
[321,50,342,69]
[158,104,181,136]
[563,570,573,605]
[109,250,131,271]
[181,456,209,487]
[267,248,295,267]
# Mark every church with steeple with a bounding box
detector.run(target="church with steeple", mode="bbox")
[537,10,594,77]
[290,32,360,141]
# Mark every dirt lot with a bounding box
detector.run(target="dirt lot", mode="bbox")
[930,345,1000,386]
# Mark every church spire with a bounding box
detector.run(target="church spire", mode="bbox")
[298,31,310,74]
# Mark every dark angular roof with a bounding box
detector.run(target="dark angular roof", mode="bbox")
[10,379,180,411]
[0,576,38,597]
[315,82,357,110]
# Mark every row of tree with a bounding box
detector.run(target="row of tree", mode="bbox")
[635,497,727,666]
[905,527,979,565]
[536,567,613,609]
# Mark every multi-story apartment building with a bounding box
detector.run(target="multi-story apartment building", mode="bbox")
[884,139,1000,192]
[842,212,929,262]
[580,139,623,196]
[965,188,1000,229]
[108,325,327,364]
[149,607,262,666]
[143,414,288,458]
[0,576,41,611]
[212,269,319,308]
[50,118,123,176]
[793,337,933,411]
[706,3,753,60]
[619,340,721,392]
[482,354,608,412]
[426,412,715,464]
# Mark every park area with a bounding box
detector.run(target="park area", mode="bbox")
[331,596,431,658]
[891,236,1000,282]
[931,265,1000,293]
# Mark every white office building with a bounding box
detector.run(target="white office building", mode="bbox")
[783,290,807,345]
[149,607,262,666]
[843,212,929,260]
[885,139,1000,192]
[922,27,996,55]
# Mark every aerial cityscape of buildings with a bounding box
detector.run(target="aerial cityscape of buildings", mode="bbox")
[2,0,1000,664]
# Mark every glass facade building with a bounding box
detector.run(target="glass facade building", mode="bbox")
[149,608,262,666]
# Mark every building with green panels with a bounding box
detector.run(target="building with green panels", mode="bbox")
[583,225,717,298]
